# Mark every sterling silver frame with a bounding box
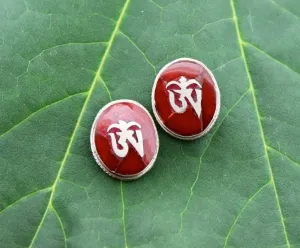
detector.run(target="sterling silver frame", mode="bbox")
[151,58,221,140]
[90,99,159,180]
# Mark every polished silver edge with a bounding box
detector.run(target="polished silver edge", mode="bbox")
[151,57,221,140]
[90,99,159,180]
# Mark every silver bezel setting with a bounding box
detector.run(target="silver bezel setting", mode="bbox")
[90,99,159,180]
[151,58,221,140]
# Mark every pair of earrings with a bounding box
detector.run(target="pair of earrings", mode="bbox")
[90,58,221,180]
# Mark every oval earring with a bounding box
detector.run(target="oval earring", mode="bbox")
[152,58,221,140]
[90,100,159,180]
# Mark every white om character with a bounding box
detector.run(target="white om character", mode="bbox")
[166,76,202,118]
[107,120,144,158]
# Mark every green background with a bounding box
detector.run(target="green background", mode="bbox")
[0,0,300,247]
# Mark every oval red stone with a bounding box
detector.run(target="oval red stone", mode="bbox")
[152,58,220,140]
[90,100,159,180]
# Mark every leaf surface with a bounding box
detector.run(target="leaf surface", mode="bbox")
[1,0,300,247]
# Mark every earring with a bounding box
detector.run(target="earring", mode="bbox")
[90,100,159,180]
[152,58,220,140]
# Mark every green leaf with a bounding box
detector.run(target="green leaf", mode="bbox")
[1,0,300,247]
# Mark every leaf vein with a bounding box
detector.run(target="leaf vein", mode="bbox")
[271,0,300,21]
[119,30,156,73]
[121,182,129,248]
[59,178,90,198]
[212,56,242,71]
[17,41,107,79]
[0,187,51,215]
[223,181,271,248]
[0,91,88,138]
[267,146,300,168]
[149,0,163,10]
[192,17,233,36]
[243,42,300,78]
[51,205,67,248]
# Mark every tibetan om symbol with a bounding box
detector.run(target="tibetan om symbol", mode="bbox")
[107,120,144,158]
[166,76,202,118]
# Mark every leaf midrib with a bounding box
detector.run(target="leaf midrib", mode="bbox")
[27,0,131,247]
[229,0,291,247]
